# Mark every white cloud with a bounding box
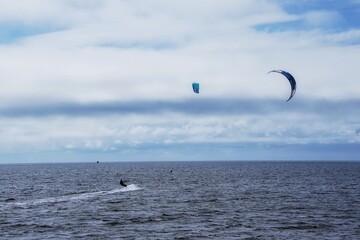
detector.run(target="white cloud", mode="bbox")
[0,0,105,27]
[0,110,359,154]
[303,10,343,28]
[0,1,359,104]
[323,29,360,44]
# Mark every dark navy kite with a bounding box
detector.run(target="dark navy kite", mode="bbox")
[268,70,297,102]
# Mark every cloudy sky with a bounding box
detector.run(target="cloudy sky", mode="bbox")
[0,0,359,163]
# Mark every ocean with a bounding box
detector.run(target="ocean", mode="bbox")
[0,161,359,239]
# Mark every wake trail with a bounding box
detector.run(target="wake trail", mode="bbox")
[6,184,142,207]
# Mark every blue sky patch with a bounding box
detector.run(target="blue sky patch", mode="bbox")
[0,23,63,43]
[258,1,360,32]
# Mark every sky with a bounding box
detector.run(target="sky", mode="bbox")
[0,0,359,163]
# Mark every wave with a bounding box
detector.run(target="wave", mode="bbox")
[7,184,142,207]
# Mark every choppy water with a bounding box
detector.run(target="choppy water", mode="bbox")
[1,161,359,239]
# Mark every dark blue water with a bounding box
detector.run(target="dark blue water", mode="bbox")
[1,161,359,239]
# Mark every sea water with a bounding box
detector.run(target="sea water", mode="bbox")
[0,161,359,239]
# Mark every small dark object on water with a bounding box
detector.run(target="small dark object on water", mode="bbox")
[5,198,15,202]
[120,179,127,187]
[97,161,99,163]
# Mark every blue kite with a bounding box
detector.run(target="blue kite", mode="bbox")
[192,83,200,94]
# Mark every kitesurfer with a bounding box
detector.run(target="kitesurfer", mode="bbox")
[120,179,127,187]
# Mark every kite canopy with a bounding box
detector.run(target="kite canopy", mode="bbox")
[268,70,297,102]
[192,83,200,94]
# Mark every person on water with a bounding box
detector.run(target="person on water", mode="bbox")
[120,179,127,187]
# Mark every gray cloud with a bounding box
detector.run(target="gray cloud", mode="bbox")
[0,98,359,117]
[1,142,359,163]
[0,99,359,161]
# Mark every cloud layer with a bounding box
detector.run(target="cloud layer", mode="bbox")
[0,0,359,162]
